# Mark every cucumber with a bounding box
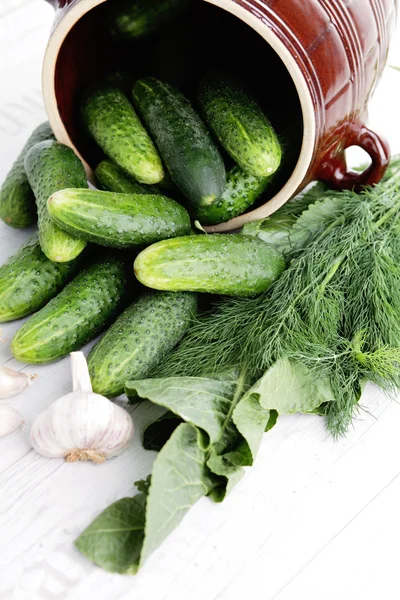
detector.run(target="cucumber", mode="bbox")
[24,141,87,263]
[198,75,282,177]
[82,84,164,185]
[0,236,79,323]
[48,188,191,248]
[11,255,130,364]
[108,0,188,40]
[133,77,226,208]
[196,166,271,225]
[88,291,197,398]
[0,122,54,228]
[134,234,285,297]
[95,161,159,195]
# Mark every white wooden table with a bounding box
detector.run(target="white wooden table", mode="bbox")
[0,3,400,599]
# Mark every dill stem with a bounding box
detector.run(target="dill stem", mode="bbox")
[317,254,345,299]
[373,199,400,229]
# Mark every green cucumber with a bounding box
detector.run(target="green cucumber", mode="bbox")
[196,166,271,225]
[198,75,282,177]
[0,236,79,323]
[95,161,159,195]
[133,77,226,208]
[82,84,164,185]
[24,141,87,263]
[134,234,285,297]
[48,188,191,248]
[0,122,54,228]
[88,291,197,398]
[95,160,177,198]
[11,255,130,364]
[108,0,188,40]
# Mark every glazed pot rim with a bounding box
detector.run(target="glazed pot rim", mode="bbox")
[42,0,316,230]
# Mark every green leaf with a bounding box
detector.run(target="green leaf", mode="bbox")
[126,376,237,445]
[143,411,182,451]
[140,423,212,564]
[287,195,346,253]
[241,213,296,255]
[256,358,335,414]
[75,494,146,575]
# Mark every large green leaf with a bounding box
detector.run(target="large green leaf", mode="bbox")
[256,358,335,414]
[141,423,212,564]
[75,494,146,574]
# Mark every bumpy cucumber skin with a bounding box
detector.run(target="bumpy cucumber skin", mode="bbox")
[196,166,271,225]
[95,161,159,195]
[109,0,187,40]
[24,141,87,263]
[0,236,79,323]
[11,256,130,364]
[88,291,197,398]
[82,85,164,185]
[48,188,191,248]
[0,122,54,229]
[134,234,285,297]
[198,75,282,178]
[133,77,226,208]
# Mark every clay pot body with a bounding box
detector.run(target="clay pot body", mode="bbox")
[42,0,397,230]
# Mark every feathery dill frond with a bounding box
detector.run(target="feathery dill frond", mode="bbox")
[157,161,400,437]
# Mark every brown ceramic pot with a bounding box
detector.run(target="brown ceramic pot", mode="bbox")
[42,0,397,231]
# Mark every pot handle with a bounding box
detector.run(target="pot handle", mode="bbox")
[317,125,390,191]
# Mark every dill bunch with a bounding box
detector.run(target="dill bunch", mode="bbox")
[157,158,400,436]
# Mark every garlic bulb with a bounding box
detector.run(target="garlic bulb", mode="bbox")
[0,366,36,400]
[30,352,134,463]
[0,406,24,437]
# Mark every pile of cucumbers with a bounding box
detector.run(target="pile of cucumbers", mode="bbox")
[0,0,286,398]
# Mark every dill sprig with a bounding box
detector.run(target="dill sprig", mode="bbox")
[157,158,400,437]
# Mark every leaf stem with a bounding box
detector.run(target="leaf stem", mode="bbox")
[218,372,246,441]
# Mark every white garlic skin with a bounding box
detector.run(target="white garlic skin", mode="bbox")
[30,392,134,462]
[0,366,35,400]
[0,405,24,437]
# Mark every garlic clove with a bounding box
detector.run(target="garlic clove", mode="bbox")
[0,366,36,400]
[30,352,134,463]
[0,406,24,437]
